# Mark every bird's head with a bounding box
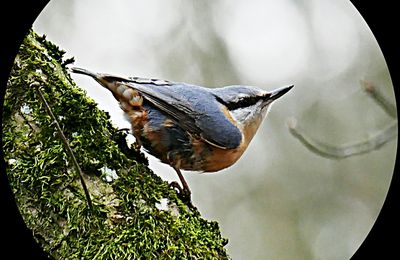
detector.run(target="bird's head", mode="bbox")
[212,84,293,142]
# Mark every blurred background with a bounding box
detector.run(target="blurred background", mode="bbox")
[33,0,396,259]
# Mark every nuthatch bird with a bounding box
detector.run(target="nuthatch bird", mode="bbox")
[71,67,293,202]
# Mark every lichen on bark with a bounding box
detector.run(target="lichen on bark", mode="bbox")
[2,30,229,259]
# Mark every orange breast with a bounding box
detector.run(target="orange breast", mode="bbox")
[185,133,249,172]
[199,118,262,172]
[202,145,246,172]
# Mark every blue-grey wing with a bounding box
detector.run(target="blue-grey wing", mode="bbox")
[125,81,243,149]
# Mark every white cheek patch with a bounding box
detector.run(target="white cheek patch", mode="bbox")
[231,100,265,122]
[265,104,272,116]
[230,106,252,123]
[229,100,275,131]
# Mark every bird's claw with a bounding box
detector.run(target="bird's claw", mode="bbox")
[168,181,182,192]
[116,128,131,134]
[168,181,194,208]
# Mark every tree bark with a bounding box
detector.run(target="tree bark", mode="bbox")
[2,30,229,259]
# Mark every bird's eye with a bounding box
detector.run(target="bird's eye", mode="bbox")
[215,95,261,111]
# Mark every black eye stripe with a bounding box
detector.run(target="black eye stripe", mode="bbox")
[215,95,262,111]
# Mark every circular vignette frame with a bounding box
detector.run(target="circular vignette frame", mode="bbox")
[0,1,398,259]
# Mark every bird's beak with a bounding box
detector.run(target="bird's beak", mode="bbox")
[263,85,294,104]
[269,85,294,100]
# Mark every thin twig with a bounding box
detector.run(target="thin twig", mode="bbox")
[287,117,397,159]
[33,83,93,209]
[287,80,397,159]
[361,80,397,118]
[18,111,36,134]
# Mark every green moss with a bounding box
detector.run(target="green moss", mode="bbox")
[2,30,229,259]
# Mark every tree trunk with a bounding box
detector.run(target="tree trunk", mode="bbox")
[2,30,229,259]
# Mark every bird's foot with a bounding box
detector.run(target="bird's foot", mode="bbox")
[169,181,194,208]
[116,128,131,134]
[133,142,141,152]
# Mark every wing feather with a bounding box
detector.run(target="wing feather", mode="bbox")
[123,80,243,149]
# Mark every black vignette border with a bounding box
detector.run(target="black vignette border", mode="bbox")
[0,0,50,259]
[0,1,398,260]
[350,1,399,259]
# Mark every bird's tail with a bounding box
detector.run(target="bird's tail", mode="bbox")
[69,67,99,79]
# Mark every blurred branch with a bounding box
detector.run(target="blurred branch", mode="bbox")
[288,81,397,159]
[360,80,397,118]
[287,118,397,159]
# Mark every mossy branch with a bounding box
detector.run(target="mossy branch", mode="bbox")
[2,30,229,259]
[287,81,397,159]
